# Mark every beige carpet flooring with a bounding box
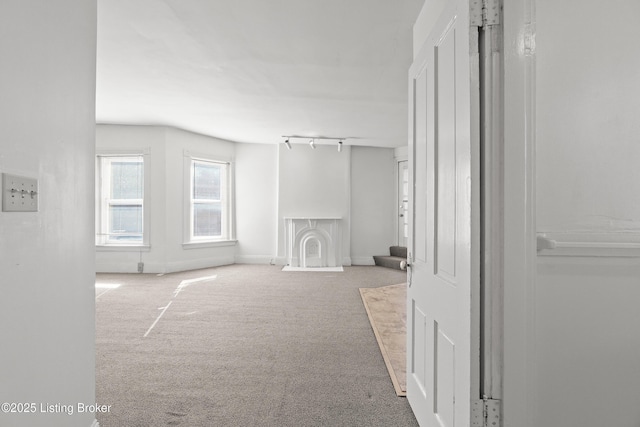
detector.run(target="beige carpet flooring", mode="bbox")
[359,283,407,396]
[95,264,418,427]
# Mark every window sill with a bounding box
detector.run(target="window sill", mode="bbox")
[96,244,151,252]
[182,240,237,250]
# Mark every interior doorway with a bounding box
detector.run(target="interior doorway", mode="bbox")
[397,160,409,247]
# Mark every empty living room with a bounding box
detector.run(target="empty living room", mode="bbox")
[93,0,419,421]
[2,0,422,426]
[4,0,640,426]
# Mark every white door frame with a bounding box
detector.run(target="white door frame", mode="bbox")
[478,5,504,403]
[502,0,538,424]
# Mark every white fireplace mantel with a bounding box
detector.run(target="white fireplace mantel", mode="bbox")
[284,217,342,268]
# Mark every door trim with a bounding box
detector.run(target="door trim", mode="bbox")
[502,0,538,425]
[478,6,504,402]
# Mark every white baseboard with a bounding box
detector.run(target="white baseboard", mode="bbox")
[351,256,375,266]
[164,256,235,273]
[95,262,141,274]
[282,266,344,272]
[96,260,166,274]
[274,256,288,266]
[274,256,352,267]
[234,255,275,264]
[97,257,235,274]
[97,255,360,272]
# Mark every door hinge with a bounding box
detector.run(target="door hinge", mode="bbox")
[471,398,501,427]
[470,0,500,28]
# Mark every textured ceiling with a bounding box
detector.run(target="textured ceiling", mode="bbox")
[96,0,424,148]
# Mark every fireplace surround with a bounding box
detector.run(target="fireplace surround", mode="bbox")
[284,217,342,268]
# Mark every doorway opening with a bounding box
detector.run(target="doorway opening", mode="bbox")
[397,160,409,248]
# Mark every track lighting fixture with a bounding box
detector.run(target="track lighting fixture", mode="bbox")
[281,135,348,152]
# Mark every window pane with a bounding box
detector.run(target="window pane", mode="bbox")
[193,202,221,237]
[193,162,220,200]
[109,205,143,241]
[111,160,143,199]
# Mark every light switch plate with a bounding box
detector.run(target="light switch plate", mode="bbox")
[2,173,38,212]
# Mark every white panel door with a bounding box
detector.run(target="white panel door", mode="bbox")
[407,1,479,425]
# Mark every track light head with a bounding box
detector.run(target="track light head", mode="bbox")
[284,139,292,150]
[337,141,343,152]
[309,139,316,149]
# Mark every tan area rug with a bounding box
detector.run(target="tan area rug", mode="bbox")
[359,283,407,396]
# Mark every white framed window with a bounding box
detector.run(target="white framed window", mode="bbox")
[184,153,234,245]
[96,152,150,247]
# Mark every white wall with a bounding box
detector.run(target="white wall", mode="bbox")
[95,125,167,272]
[0,1,97,426]
[350,146,396,264]
[164,127,236,272]
[234,143,278,264]
[96,127,399,270]
[96,125,237,273]
[277,144,352,264]
[536,0,640,234]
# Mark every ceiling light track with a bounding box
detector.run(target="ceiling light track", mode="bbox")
[281,136,348,152]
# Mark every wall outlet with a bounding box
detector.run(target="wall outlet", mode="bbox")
[137,262,144,273]
[2,173,38,212]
